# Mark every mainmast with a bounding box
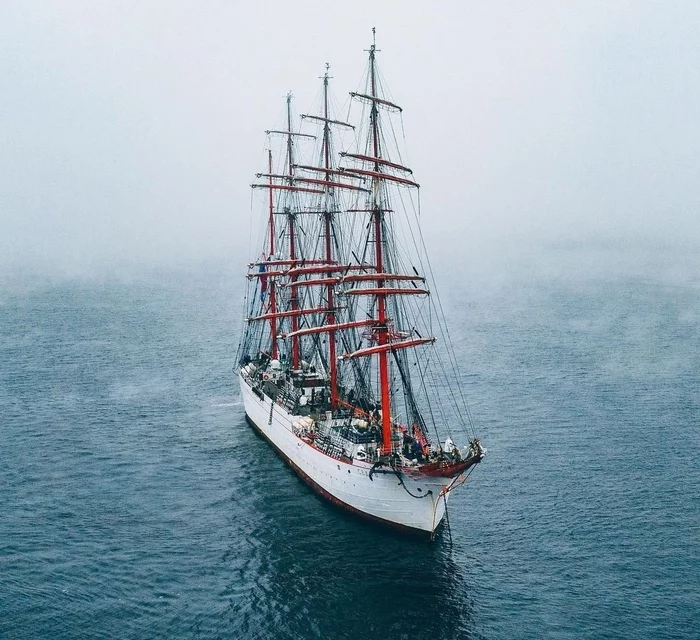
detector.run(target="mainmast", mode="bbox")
[335,29,432,454]
[285,93,301,370]
[267,149,278,360]
[294,66,360,406]
[367,35,393,454]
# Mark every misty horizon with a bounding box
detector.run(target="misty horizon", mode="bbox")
[1,1,699,280]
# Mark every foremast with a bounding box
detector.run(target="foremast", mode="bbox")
[341,33,434,455]
[285,93,301,370]
[369,40,392,455]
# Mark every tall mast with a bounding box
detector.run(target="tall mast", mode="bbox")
[321,65,339,408]
[267,149,278,359]
[367,31,393,454]
[285,93,301,369]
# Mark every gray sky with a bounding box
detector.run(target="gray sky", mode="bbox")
[1,0,699,276]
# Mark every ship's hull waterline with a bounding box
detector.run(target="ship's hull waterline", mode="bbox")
[239,373,459,536]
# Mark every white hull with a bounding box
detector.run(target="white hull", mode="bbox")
[239,372,454,535]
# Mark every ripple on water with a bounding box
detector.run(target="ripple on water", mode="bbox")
[1,270,698,639]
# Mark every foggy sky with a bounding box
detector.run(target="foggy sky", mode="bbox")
[1,0,699,277]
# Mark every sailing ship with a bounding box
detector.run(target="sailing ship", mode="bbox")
[236,33,485,538]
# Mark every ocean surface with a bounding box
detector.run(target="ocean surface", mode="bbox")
[1,249,699,639]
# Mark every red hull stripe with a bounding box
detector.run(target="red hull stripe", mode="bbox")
[417,459,475,478]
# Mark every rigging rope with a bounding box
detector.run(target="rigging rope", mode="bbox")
[389,456,433,499]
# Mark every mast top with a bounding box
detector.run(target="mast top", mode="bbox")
[366,27,379,55]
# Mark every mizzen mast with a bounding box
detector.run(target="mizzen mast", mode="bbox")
[250,95,319,363]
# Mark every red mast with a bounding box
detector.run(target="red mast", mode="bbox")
[367,33,393,455]
[267,149,279,360]
[285,93,301,370]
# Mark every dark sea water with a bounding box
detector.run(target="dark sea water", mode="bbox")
[1,252,699,639]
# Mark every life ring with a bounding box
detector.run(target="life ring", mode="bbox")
[262,372,271,381]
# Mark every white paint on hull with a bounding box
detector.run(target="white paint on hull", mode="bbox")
[239,373,452,534]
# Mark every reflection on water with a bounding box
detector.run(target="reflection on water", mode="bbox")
[220,416,476,640]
